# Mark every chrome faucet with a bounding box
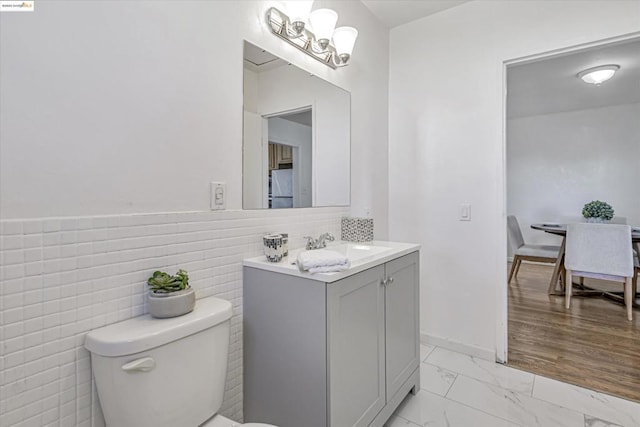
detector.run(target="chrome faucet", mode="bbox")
[303,232,335,250]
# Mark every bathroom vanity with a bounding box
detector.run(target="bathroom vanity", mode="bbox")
[243,241,420,427]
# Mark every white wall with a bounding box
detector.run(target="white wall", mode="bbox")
[0,0,389,227]
[508,103,640,250]
[388,0,640,359]
[0,1,389,426]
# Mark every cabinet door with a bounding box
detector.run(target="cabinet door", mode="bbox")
[279,144,293,163]
[384,252,420,400]
[328,265,385,427]
[269,143,277,170]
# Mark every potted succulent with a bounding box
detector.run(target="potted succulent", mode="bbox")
[147,269,195,318]
[582,200,615,223]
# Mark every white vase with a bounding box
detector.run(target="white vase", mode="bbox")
[148,287,195,318]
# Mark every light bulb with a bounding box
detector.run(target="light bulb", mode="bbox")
[286,0,314,35]
[309,8,337,51]
[333,26,358,64]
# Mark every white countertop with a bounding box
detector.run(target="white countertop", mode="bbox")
[243,240,420,283]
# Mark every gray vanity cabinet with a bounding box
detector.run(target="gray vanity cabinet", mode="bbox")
[243,251,419,427]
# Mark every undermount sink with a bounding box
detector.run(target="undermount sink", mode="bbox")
[328,242,393,262]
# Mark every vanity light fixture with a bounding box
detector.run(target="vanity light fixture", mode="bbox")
[577,64,620,85]
[265,3,358,69]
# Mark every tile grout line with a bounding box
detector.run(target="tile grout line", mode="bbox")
[442,370,458,398]
[531,374,536,397]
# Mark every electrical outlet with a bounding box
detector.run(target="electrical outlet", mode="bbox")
[210,182,226,210]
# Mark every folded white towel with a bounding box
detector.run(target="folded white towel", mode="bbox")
[296,249,350,273]
[306,264,351,273]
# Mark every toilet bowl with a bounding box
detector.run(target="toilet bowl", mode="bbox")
[84,296,277,427]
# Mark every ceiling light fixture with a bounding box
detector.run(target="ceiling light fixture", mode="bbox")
[265,2,358,69]
[577,64,620,85]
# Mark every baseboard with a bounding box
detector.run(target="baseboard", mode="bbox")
[421,333,496,362]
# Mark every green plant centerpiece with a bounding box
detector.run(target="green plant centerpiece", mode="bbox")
[582,200,614,223]
[148,269,189,293]
[147,269,195,318]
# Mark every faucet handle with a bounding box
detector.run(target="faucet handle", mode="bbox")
[316,232,335,249]
[303,236,315,250]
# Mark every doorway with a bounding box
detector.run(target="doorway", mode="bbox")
[504,36,640,401]
[264,108,313,209]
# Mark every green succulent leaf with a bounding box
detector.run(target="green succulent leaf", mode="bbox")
[147,269,190,293]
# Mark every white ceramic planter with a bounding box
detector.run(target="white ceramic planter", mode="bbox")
[586,217,607,223]
[148,287,195,318]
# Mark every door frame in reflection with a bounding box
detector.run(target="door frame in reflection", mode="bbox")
[263,107,313,209]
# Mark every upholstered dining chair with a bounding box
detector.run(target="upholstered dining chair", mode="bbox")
[565,223,635,320]
[634,254,639,303]
[507,215,561,283]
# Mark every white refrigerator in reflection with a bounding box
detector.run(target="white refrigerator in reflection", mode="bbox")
[271,169,293,208]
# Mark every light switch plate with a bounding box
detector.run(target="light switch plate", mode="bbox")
[459,204,471,221]
[210,182,225,210]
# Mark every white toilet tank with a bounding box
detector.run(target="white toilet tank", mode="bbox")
[85,296,233,427]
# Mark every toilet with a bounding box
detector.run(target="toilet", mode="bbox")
[84,296,276,427]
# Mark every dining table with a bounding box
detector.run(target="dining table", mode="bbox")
[530,223,640,303]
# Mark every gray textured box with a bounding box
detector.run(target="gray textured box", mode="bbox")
[341,217,374,242]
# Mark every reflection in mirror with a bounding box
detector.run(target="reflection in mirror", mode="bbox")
[268,109,312,208]
[243,41,350,209]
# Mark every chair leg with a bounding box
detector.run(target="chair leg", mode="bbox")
[633,268,638,301]
[508,255,520,283]
[514,257,522,277]
[565,270,573,309]
[625,277,633,321]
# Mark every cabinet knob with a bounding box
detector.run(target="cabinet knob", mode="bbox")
[381,278,388,286]
[388,277,394,284]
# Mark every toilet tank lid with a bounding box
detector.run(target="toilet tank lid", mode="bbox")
[84,296,232,357]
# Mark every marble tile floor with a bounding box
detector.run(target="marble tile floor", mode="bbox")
[386,345,640,427]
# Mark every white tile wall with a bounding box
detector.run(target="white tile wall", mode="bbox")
[0,207,348,427]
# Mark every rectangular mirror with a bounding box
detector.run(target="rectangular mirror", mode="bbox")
[243,41,350,209]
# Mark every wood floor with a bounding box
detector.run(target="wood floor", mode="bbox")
[507,262,640,402]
